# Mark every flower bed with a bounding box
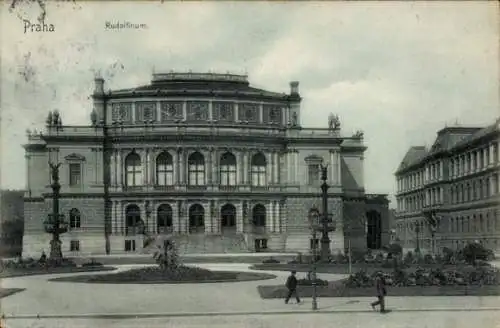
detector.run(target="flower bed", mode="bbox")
[0,258,115,278]
[49,265,277,284]
[257,266,500,299]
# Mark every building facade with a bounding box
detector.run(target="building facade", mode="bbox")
[394,120,500,253]
[23,72,390,256]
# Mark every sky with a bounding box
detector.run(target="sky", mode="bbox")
[1,1,498,204]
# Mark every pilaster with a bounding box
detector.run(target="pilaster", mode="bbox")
[116,150,122,189]
[212,148,219,185]
[266,202,272,233]
[111,200,117,234]
[236,201,243,233]
[273,151,279,184]
[244,151,249,184]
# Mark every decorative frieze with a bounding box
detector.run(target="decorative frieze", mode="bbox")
[187,101,209,121]
[239,103,259,123]
[135,102,157,122]
[213,102,235,122]
[111,103,133,123]
[160,101,183,121]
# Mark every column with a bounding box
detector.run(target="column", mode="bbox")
[142,149,148,186]
[151,203,157,233]
[146,149,151,186]
[110,151,116,188]
[172,201,179,233]
[236,202,243,233]
[116,150,122,187]
[214,199,220,233]
[173,150,178,185]
[490,143,495,166]
[483,148,488,170]
[266,202,273,232]
[236,150,241,185]
[267,151,272,185]
[182,101,187,121]
[119,202,124,235]
[179,149,185,184]
[294,150,299,185]
[336,151,341,186]
[176,200,183,233]
[490,174,495,196]
[329,150,334,184]
[208,101,213,121]
[275,201,280,232]
[286,150,292,185]
[207,149,213,185]
[440,161,444,179]
[212,148,219,185]
[111,201,117,234]
[259,103,264,123]
[243,152,249,185]
[234,103,239,122]
[273,152,279,184]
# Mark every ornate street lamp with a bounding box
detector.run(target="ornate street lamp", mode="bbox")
[319,164,335,262]
[308,207,320,311]
[43,162,69,265]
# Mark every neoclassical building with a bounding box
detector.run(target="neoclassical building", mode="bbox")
[395,120,500,253]
[23,72,390,256]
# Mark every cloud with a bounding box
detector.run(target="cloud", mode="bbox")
[1,1,498,203]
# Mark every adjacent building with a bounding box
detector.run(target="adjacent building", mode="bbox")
[23,72,390,257]
[394,119,500,253]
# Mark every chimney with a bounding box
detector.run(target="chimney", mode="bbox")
[290,81,299,95]
[94,70,104,95]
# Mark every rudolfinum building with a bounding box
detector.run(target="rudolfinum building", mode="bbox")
[23,72,390,257]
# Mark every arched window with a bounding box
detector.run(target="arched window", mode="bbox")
[251,153,267,187]
[252,204,266,227]
[479,214,484,232]
[156,152,174,186]
[157,204,173,233]
[69,208,81,229]
[221,203,236,228]
[125,152,142,187]
[188,152,205,186]
[220,152,237,186]
[189,204,205,233]
[125,204,141,235]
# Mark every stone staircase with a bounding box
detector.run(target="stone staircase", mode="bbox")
[172,233,250,254]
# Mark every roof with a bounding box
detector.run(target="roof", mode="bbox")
[396,118,499,174]
[396,146,428,172]
[110,72,295,100]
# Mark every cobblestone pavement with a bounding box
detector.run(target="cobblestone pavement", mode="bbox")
[2,263,500,328]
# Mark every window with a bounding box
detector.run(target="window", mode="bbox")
[156,152,174,186]
[307,164,320,186]
[188,152,205,186]
[157,204,173,233]
[251,153,267,187]
[69,208,81,229]
[310,238,320,250]
[220,152,237,186]
[125,240,136,252]
[70,240,80,251]
[125,152,142,187]
[69,163,81,186]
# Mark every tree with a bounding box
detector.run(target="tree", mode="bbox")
[153,239,179,270]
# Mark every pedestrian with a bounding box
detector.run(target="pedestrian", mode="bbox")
[371,271,387,313]
[284,270,301,304]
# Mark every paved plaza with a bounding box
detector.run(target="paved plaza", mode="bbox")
[1,263,500,328]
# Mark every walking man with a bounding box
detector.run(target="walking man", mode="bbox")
[371,271,387,313]
[284,270,301,304]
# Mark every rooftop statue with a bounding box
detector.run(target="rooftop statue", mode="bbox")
[353,130,364,138]
[328,113,340,130]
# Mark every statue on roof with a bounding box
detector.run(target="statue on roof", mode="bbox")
[90,109,97,126]
[328,113,340,130]
[353,130,364,138]
[291,112,298,126]
[46,111,53,126]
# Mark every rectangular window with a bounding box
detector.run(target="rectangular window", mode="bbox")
[70,240,80,251]
[308,164,320,185]
[69,163,81,186]
[157,163,174,186]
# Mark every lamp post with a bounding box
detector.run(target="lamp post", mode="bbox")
[319,164,331,262]
[415,224,420,253]
[43,162,69,265]
[308,207,320,311]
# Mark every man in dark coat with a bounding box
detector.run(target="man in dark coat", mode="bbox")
[285,270,301,304]
[371,271,387,313]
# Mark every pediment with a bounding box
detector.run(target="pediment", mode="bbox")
[64,153,86,162]
[304,155,324,164]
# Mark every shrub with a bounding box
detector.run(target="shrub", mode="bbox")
[462,243,494,265]
[297,278,328,286]
[404,251,414,265]
[424,254,435,265]
[262,257,280,264]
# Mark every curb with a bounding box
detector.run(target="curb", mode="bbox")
[3,307,500,320]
